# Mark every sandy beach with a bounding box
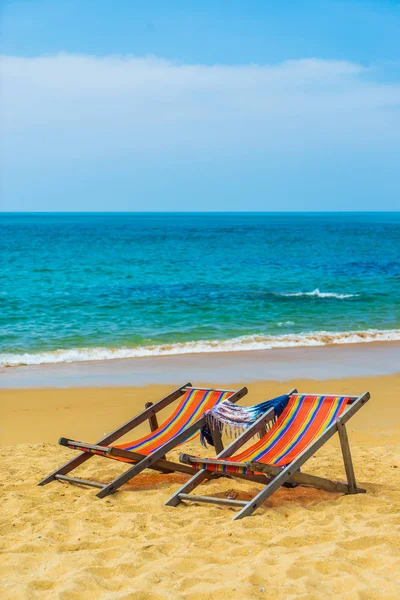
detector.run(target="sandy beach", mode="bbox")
[1,373,400,599]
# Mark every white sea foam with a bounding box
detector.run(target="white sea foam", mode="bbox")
[277,288,358,299]
[1,328,400,367]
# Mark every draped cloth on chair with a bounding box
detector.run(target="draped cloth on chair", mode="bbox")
[200,394,290,447]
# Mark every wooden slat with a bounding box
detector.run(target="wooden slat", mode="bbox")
[210,426,224,455]
[291,393,359,404]
[55,474,105,489]
[179,455,242,468]
[58,436,198,476]
[145,401,166,459]
[165,470,211,507]
[178,493,247,507]
[337,391,370,424]
[59,438,113,454]
[145,402,159,432]
[183,386,246,394]
[291,393,359,399]
[337,422,358,493]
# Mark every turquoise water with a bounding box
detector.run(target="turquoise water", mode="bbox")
[1,212,399,366]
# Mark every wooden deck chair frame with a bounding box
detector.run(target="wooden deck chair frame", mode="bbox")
[38,382,248,499]
[166,390,370,520]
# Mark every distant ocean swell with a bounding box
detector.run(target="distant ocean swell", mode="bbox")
[2,328,400,367]
[274,288,358,299]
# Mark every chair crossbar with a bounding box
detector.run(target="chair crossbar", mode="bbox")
[59,438,113,454]
[179,455,352,494]
[178,493,247,507]
[183,386,241,393]
[55,474,105,489]
[291,393,359,403]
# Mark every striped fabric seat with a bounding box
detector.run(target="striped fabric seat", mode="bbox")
[191,394,351,474]
[70,388,235,462]
[117,388,234,455]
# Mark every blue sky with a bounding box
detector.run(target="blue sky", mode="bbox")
[1,0,400,211]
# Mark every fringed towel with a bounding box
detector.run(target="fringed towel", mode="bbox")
[200,394,290,447]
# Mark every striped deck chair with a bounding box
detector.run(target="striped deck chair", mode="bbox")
[38,383,247,499]
[166,390,370,520]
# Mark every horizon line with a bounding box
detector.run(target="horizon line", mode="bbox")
[1,210,400,215]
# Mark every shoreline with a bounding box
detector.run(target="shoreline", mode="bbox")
[1,339,400,389]
[2,329,400,369]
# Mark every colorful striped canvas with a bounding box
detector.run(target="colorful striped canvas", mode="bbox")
[68,388,235,462]
[117,388,234,455]
[191,394,350,474]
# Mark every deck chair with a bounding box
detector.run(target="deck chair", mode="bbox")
[166,390,370,520]
[38,382,248,498]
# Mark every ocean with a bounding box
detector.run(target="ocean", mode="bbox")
[1,212,399,367]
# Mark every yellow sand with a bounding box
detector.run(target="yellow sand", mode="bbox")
[1,375,400,599]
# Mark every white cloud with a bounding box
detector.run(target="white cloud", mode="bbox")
[1,54,399,162]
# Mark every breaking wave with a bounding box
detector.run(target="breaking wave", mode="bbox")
[1,328,400,367]
[276,288,358,299]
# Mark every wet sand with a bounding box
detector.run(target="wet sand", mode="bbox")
[1,340,400,389]
[1,374,400,599]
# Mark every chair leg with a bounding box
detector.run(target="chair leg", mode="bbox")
[145,401,166,460]
[38,452,95,486]
[210,427,224,454]
[233,466,295,520]
[165,470,211,507]
[97,460,149,498]
[337,422,358,494]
